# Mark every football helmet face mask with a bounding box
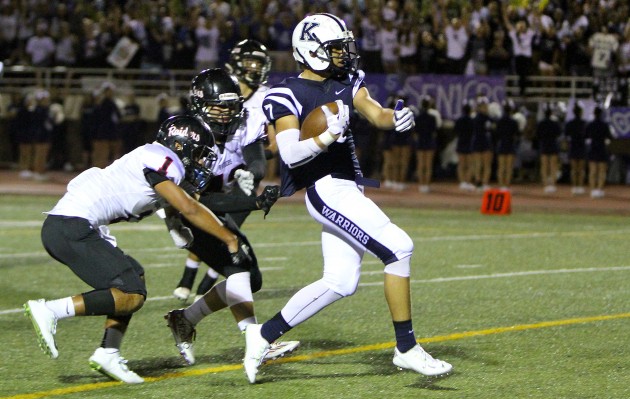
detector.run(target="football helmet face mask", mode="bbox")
[156,115,217,192]
[292,13,359,76]
[189,68,245,143]
[226,39,272,88]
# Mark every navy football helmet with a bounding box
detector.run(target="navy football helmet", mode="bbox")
[189,68,245,144]
[226,39,272,88]
[156,115,216,192]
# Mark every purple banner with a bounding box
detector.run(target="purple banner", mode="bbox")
[268,73,505,121]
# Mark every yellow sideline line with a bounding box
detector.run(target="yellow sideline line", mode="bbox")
[3,312,629,399]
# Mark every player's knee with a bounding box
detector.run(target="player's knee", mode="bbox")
[385,224,414,260]
[111,289,145,314]
[323,273,359,297]
[384,256,411,277]
[125,293,145,313]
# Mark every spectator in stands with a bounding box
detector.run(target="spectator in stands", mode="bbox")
[398,24,419,77]
[536,103,562,194]
[267,11,298,72]
[169,14,197,70]
[92,82,122,168]
[25,22,55,67]
[585,106,614,199]
[416,30,439,74]
[503,8,538,95]
[565,102,587,196]
[443,16,470,75]
[535,24,561,88]
[356,10,384,73]
[78,18,104,68]
[466,21,490,75]
[194,15,221,70]
[379,13,400,74]
[565,26,592,77]
[54,21,77,67]
[0,3,19,64]
[589,23,620,80]
[618,24,630,78]
[454,101,475,191]
[486,29,511,75]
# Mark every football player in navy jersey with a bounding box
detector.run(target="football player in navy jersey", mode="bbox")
[243,13,453,383]
[23,115,250,384]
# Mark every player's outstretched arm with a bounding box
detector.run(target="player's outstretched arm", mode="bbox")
[154,180,238,253]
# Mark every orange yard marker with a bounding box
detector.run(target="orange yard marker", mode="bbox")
[481,188,511,215]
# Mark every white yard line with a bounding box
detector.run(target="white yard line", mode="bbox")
[2,265,629,315]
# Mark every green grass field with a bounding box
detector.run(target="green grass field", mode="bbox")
[0,195,628,399]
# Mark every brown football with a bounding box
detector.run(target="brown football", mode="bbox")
[300,102,339,141]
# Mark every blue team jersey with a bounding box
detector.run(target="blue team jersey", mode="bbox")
[263,71,367,196]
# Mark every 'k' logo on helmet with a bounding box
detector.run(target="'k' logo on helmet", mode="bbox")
[300,22,319,41]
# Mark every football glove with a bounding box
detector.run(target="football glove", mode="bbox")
[322,99,350,138]
[234,169,255,196]
[169,226,194,249]
[256,185,280,218]
[394,107,415,132]
[230,237,252,266]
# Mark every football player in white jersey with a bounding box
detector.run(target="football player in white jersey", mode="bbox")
[23,115,251,384]
[173,52,275,303]
[242,13,453,383]
[164,68,300,366]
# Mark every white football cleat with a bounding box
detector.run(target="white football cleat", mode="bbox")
[263,340,300,362]
[24,299,59,359]
[164,309,196,365]
[243,324,270,383]
[173,287,191,302]
[393,345,453,376]
[89,348,144,384]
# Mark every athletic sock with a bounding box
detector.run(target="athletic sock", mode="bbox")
[100,327,124,350]
[177,266,198,289]
[183,297,212,325]
[393,320,417,353]
[237,316,257,332]
[196,272,218,296]
[45,297,75,320]
[260,312,292,343]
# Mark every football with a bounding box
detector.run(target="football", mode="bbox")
[300,102,339,141]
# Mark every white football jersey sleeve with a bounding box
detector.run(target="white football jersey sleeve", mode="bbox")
[48,143,185,227]
[211,86,268,186]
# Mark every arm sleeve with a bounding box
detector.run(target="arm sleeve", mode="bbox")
[144,168,170,187]
[242,140,267,183]
[276,128,324,168]
[198,191,258,213]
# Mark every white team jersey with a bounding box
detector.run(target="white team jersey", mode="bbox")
[589,32,619,69]
[48,143,185,227]
[211,86,268,186]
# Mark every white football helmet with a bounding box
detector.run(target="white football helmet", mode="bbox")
[292,13,359,75]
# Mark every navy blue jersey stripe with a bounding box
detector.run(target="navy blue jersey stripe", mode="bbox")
[306,185,397,264]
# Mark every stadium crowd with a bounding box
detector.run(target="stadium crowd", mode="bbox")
[0,0,628,78]
[1,0,628,197]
